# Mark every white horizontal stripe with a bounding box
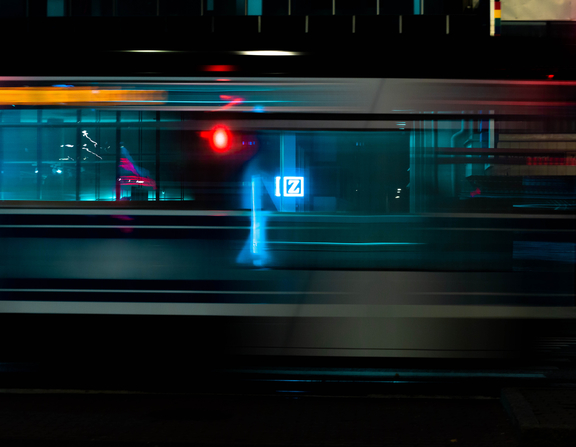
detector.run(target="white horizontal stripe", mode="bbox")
[2,289,570,297]
[0,302,574,318]
[412,292,574,296]
[0,289,346,295]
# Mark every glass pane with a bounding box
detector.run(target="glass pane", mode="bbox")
[40,125,77,201]
[1,112,38,200]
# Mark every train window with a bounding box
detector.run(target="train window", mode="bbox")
[0,108,575,216]
[1,116,38,201]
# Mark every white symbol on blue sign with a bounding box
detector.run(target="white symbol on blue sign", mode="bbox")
[283,176,304,197]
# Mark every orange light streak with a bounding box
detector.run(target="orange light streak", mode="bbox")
[0,87,166,105]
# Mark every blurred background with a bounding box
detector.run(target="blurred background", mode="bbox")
[0,2,575,446]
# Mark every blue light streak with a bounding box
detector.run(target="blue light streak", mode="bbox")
[252,178,257,255]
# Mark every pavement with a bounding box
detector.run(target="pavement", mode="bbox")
[502,387,576,447]
[1,361,576,446]
[0,389,518,447]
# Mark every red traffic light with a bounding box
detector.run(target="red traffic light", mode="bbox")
[201,125,233,153]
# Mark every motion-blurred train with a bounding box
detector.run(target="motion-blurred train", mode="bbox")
[0,45,575,363]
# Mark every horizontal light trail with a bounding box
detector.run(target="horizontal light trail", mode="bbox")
[0,302,574,318]
[0,289,347,295]
[229,369,546,379]
[267,241,423,246]
[0,209,572,220]
[1,290,571,297]
[0,225,249,230]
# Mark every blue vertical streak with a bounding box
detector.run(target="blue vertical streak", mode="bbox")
[252,177,257,255]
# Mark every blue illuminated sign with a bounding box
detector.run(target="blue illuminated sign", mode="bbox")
[275,176,304,197]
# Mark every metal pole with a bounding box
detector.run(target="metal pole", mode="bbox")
[76,110,81,201]
[37,110,42,200]
[115,111,121,201]
[155,111,160,201]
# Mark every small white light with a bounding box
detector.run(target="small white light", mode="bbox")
[35,170,38,173]
[56,169,62,174]
[275,176,281,197]
[395,196,400,199]
[238,50,301,56]
[65,144,74,147]
[126,50,175,53]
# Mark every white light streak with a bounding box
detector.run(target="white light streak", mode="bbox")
[81,130,103,159]
[238,50,301,56]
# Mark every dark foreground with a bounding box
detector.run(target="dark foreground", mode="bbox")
[1,359,576,447]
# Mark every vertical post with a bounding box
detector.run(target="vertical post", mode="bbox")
[138,111,143,200]
[37,110,42,200]
[377,0,379,15]
[95,111,100,200]
[155,111,160,201]
[76,110,81,201]
[332,0,335,15]
[486,110,495,170]
[280,132,296,212]
[0,113,3,201]
[115,111,121,201]
[279,132,284,211]
[489,111,494,149]
[288,0,291,15]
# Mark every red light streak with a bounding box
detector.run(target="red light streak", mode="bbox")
[118,175,156,189]
[202,65,237,72]
[218,94,244,111]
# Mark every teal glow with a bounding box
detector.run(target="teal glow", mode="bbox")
[414,0,421,14]
[247,0,262,15]
[267,241,423,246]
